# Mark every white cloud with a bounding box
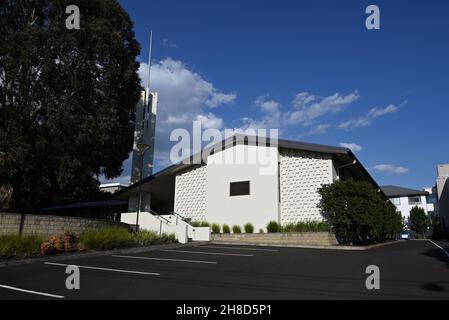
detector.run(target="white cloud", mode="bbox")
[308,124,330,135]
[288,91,360,124]
[161,39,178,48]
[340,142,363,153]
[240,91,359,135]
[138,58,236,168]
[339,101,406,130]
[255,95,281,114]
[372,164,409,175]
[367,104,398,118]
[206,92,237,108]
[195,113,224,130]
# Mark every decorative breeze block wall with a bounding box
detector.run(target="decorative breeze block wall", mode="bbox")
[174,165,207,222]
[279,149,333,224]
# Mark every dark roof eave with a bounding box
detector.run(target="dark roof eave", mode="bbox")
[381,185,429,197]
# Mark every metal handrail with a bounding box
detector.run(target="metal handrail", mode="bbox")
[170,211,192,224]
[147,209,171,224]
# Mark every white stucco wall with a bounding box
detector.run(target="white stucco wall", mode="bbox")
[279,149,333,224]
[206,144,280,232]
[174,165,207,221]
[172,145,337,231]
[391,195,429,222]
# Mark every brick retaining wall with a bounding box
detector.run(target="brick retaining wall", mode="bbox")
[0,213,130,237]
[212,232,338,246]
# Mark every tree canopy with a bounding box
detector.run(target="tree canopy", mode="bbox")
[318,179,404,244]
[0,0,141,211]
[409,206,430,238]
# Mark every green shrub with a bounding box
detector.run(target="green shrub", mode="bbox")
[133,230,160,246]
[259,229,265,234]
[318,179,404,244]
[282,221,330,233]
[79,227,134,251]
[267,221,281,233]
[244,223,254,233]
[232,225,242,234]
[222,224,230,234]
[0,234,43,258]
[190,221,201,227]
[160,233,177,243]
[200,221,210,227]
[211,224,221,234]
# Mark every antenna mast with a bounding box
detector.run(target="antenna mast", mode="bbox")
[147,31,153,92]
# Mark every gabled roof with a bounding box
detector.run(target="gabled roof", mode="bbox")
[381,185,429,197]
[115,134,384,198]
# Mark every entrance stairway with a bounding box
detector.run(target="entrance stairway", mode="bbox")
[120,210,211,244]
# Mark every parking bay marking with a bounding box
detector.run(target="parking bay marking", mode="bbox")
[44,262,160,276]
[197,245,279,252]
[111,255,217,264]
[428,240,449,259]
[0,284,64,299]
[159,249,254,257]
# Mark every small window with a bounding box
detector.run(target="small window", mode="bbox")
[230,181,250,197]
[408,196,422,205]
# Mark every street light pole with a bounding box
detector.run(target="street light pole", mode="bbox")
[136,143,150,232]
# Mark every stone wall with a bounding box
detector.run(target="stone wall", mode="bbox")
[212,232,338,246]
[0,213,130,237]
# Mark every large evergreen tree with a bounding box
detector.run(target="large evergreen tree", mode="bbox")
[0,0,141,211]
[409,206,430,238]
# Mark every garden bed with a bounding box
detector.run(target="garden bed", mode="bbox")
[0,227,177,260]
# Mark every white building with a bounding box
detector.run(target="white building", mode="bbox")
[116,134,383,233]
[435,164,449,230]
[99,183,129,195]
[381,185,432,224]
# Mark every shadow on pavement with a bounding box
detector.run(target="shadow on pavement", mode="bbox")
[421,282,446,292]
[422,248,449,269]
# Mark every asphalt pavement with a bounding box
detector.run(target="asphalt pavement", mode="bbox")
[0,240,448,300]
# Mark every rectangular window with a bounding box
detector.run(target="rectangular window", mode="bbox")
[391,197,401,206]
[230,181,250,197]
[408,196,422,205]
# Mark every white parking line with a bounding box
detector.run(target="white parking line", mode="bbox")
[428,240,449,259]
[197,245,278,252]
[0,284,64,299]
[160,249,253,257]
[111,255,217,265]
[44,262,160,276]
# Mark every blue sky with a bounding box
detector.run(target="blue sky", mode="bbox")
[109,0,449,189]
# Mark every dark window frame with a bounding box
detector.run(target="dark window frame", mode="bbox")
[230,181,250,197]
[408,196,422,205]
